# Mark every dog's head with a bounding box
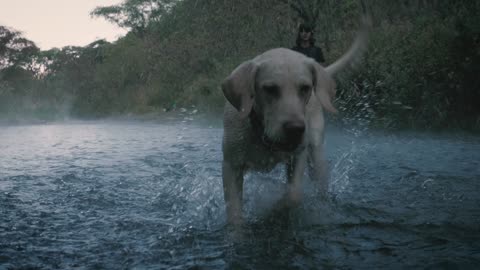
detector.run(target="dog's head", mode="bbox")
[222,48,336,151]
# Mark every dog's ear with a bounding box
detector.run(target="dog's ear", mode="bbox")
[222,61,257,118]
[311,61,338,114]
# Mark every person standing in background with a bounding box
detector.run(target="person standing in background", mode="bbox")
[291,23,325,65]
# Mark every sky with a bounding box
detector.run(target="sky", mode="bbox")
[0,0,128,50]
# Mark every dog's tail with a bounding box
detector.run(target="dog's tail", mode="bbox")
[325,14,372,76]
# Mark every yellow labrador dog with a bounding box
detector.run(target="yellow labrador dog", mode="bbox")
[221,19,370,225]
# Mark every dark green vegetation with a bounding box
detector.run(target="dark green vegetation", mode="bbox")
[1,0,479,130]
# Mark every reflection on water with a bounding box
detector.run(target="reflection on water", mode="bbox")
[0,118,479,269]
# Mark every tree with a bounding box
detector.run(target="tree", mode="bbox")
[0,26,39,70]
[90,0,179,35]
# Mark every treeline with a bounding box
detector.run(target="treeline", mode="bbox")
[0,0,478,130]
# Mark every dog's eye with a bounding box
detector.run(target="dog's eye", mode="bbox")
[299,85,312,95]
[262,85,279,96]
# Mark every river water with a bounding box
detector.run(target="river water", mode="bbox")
[1,114,479,269]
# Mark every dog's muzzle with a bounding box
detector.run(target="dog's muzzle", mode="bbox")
[250,110,306,152]
[283,121,305,144]
[267,120,305,152]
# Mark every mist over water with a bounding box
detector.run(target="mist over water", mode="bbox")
[1,114,479,269]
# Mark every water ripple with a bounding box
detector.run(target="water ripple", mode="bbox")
[0,121,479,269]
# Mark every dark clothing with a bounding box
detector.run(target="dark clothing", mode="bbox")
[291,45,325,64]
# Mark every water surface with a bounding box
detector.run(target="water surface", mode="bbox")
[1,116,479,269]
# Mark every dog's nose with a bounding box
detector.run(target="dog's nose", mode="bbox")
[283,121,305,141]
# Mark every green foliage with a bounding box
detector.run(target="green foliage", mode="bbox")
[0,26,39,69]
[1,0,479,131]
[335,2,480,130]
[0,26,42,120]
[91,0,176,34]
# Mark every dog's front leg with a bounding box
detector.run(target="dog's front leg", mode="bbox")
[307,107,329,197]
[286,150,307,204]
[308,144,329,196]
[222,161,244,225]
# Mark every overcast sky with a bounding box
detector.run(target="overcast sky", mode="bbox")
[0,0,128,50]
